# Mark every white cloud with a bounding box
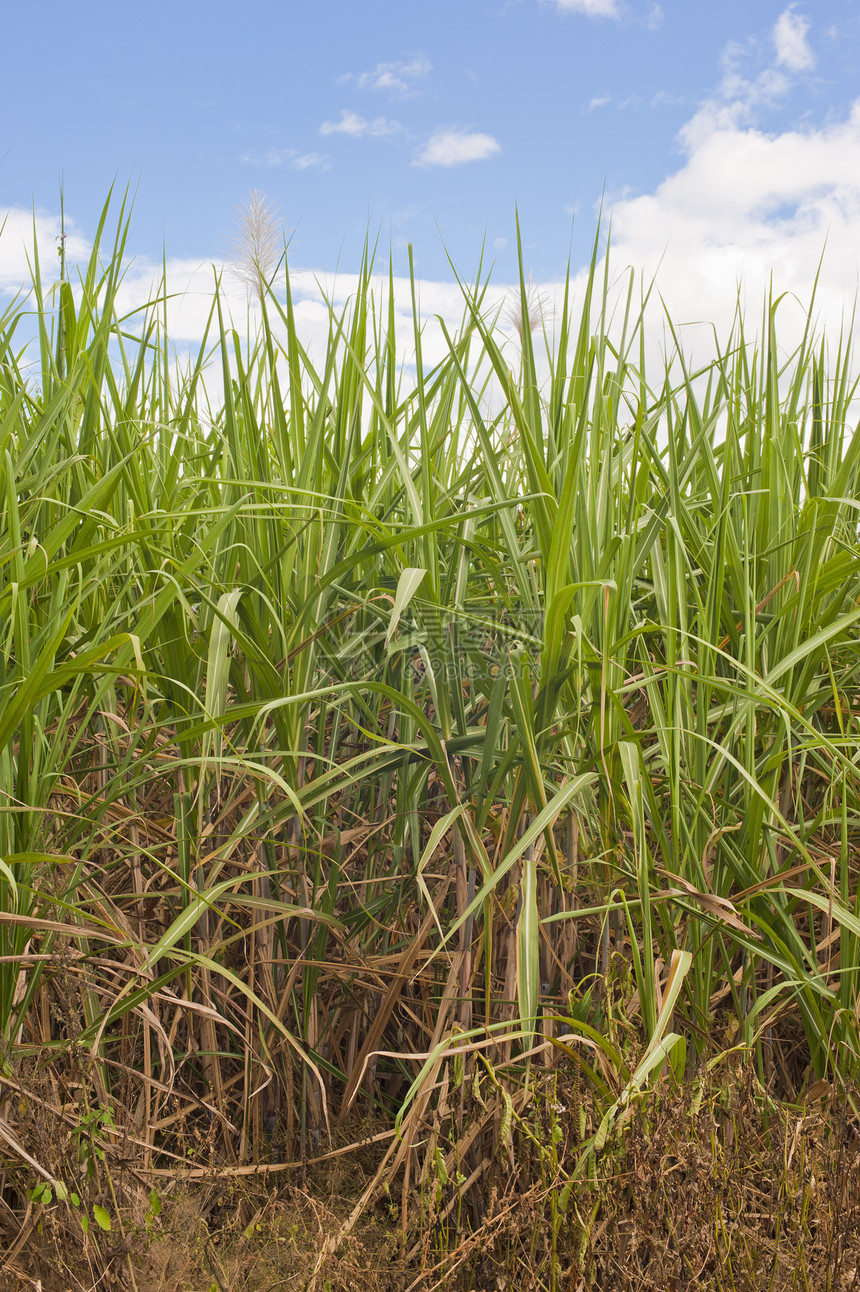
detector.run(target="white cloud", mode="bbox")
[356,55,431,96]
[238,147,329,171]
[121,259,495,376]
[605,100,860,366]
[650,90,687,108]
[240,148,330,171]
[3,132,858,419]
[291,153,330,171]
[319,110,402,138]
[684,13,816,144]
[550,0,620,16]
[586,94,612,112]
[773,6,815,72]
[0,207,89,296]
[3,19,855,406]
[413,128,501,167]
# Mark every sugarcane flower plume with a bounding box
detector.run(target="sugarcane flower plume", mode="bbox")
[504,274,548,343]
[229,190,283,305]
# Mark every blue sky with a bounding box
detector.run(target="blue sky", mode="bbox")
[2,0,859,360]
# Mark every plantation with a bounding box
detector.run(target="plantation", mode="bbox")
[1,193,860,1290]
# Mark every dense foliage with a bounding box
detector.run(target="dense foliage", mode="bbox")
[0,193,859,1287]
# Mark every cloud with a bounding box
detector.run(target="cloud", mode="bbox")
[550,0,620,16]
[605,99,860,366]
[413,128,501,167]
[0,207,90,297]
[3,18,854,404]
[684,10,817,144]
[240,148,330,171]
[319,110,403,139]
[356,55,431,96]
[291,153,329,171]
[650,90,688,108]
[773,6,815,72]
[585,93,646,114]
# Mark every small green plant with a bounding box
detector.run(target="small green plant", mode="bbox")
[73,1103,116,1182]
[145,1186,162,1228]
[28,1175,110,1236]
